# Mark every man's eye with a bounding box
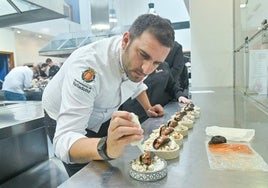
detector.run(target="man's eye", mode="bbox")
[139,51,150,60]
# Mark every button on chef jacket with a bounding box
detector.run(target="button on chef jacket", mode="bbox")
[42,36,147,163]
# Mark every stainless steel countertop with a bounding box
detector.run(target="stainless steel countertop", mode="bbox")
[1,158,68,188]
[59,87,268,188]
[0,101,44,129]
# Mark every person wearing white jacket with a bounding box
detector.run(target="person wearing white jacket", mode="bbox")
[42,14,175,176]
[2,65,33,101]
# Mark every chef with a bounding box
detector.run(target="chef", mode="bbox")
[42,14,175,176]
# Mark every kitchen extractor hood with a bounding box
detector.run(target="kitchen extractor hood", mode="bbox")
[0,0,66,28]
[38,26,129,58]
[38,31,118,58]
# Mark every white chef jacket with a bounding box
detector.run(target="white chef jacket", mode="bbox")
[42,36,147,163]
[2,66,33,94]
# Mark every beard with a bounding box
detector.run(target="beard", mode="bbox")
[122,44,146,83]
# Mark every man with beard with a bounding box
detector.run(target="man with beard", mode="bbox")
[42,14,174,176]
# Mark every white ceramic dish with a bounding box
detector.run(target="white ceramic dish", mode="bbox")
[129,158,167,181]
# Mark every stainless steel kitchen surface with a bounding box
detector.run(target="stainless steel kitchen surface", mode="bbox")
[0,103,68,188]
[58,87,268,188]
[0,101,43,128]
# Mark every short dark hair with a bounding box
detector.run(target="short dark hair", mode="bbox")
[46,58,52,63]
[41,63,48,68]
[128,14,174,48]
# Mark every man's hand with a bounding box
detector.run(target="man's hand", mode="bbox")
[106,111,144,159]
[178,96,192,104]
[146,104,164,117]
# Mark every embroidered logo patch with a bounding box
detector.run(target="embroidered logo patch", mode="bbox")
[155,69,163,73]
[82,68,95,82]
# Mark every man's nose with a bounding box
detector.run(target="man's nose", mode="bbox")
[142,60,155,75]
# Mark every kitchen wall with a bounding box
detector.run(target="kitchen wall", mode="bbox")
[190,0,234,87]
[0,29,17,66]
[14,31,65,66]
[0,29,16,53]
[0,28,65,67]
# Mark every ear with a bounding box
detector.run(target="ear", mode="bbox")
[122,32,130,50]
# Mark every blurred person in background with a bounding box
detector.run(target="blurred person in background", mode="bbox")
[2,65,33,101]
[165,40,191,99]
[178,64,190,98]
[46,58,60,78]
[165,41,185,84]
[40,63,48,78]
[32,63,41,79]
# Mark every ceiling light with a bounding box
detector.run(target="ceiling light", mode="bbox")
[91,24,110,31]
[240,4,246,8]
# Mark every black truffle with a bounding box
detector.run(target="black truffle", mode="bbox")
[208,135,227,145]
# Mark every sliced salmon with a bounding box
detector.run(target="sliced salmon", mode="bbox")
[208,143,253,155]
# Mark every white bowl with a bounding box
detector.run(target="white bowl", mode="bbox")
[175,124,188,137]
[129,158,167,181]
[143,140,180,160]
[147,146,180,160]
[172,133,183,147]
[181,119,194,129]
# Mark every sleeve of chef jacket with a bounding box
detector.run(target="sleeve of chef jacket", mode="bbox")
[165,42,185,82]
[53,60,99,164]
[165,68,188,99]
